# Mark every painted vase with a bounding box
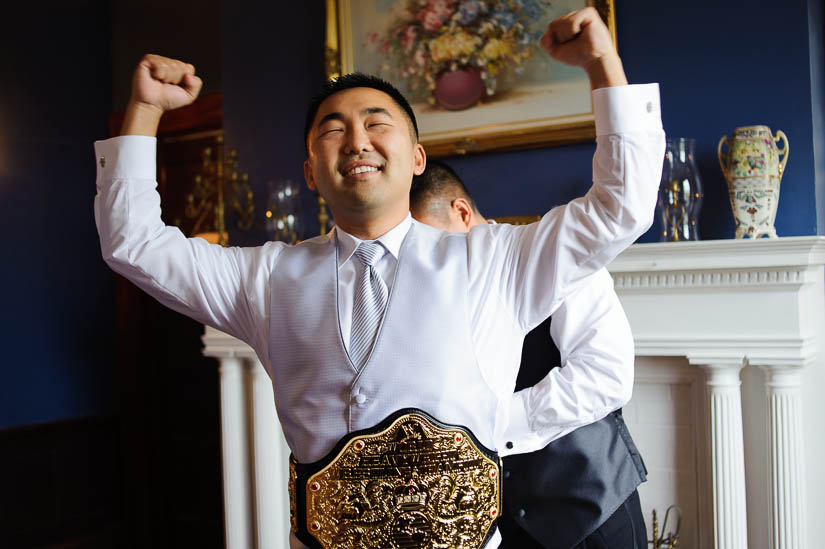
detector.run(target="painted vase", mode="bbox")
[717,125,789,239]
[433,67,484,110]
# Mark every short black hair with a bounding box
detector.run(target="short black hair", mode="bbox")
[304,73,419,155]
[410,160,479,220]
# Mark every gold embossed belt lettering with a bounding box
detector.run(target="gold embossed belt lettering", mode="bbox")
[289,409,502,548]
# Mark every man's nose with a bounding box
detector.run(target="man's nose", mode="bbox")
[343,125,373,155]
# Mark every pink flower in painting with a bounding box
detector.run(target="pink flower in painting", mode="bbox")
[417,0,456,33]
[399,25,418,53]
[417,9,444,32]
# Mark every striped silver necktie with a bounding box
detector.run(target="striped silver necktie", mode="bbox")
[350,241,389,369]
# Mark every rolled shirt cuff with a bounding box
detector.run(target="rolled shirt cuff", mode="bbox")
[592,83,662,137]
[94,135,157,188]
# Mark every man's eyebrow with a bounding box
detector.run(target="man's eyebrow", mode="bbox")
[364,107,393,117]
[317,111,344,129]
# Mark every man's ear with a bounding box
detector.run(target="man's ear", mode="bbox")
[452,198,474,230]
[412,143,426,176]
[303,159,317,191]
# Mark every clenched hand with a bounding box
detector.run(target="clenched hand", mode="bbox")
[540,8,627,89]
[121,54,203,136]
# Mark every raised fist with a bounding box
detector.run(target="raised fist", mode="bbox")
[129,54,203,114]
[540,7,616,69]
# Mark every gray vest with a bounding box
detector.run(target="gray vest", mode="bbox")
[268,222,498,463]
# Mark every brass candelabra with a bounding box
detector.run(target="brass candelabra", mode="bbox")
[186,134,254,247]
[317,194,331,235]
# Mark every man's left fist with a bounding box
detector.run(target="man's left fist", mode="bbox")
[540,7,616,69]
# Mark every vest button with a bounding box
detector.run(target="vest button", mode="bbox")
[503,470,511,479]
[354,393,367,405]
[518,508,526,518]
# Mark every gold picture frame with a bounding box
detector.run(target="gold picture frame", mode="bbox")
[326,0,616,157]
[492,215,542,226]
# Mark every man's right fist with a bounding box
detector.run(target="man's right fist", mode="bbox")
[121,54,203,136]
[130,54,202,114]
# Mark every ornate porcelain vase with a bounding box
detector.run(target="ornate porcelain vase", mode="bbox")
[717,125,788,238]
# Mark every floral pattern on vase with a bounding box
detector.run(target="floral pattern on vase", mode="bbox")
[718,125,788,239]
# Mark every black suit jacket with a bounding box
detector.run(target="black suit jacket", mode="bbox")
[499,317,647,549]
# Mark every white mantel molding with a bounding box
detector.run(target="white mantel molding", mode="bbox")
[608,236,825,273]
[629,336,817,368]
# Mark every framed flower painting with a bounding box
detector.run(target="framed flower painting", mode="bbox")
[326,0,617,156]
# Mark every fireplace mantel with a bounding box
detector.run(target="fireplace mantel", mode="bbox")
[607,236,825,549]
[608,236,825,364]
[204,236,825,549]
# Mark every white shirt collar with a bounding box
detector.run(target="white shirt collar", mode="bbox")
[335,213,412,267]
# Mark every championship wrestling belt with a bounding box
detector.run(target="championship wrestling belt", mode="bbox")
[289,409,502,548]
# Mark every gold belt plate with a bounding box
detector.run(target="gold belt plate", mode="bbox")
[304,413,500,548]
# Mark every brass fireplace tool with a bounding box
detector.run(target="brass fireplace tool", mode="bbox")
[186,134,254,246]
[649,505,681,548]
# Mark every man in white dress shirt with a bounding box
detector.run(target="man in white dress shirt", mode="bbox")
[94,8,664,548]
[410,161,648,548]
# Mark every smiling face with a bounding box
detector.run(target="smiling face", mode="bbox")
[304,87,426,234]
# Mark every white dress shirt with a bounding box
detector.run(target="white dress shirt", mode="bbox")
[93,84,664,548]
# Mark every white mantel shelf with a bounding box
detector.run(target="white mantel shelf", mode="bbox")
[610,236,825,272]
[204,236,825,549]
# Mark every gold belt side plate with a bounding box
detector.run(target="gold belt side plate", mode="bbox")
[289,457,298,533]
[305,413,500,549]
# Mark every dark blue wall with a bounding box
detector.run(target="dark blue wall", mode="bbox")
[222,0,823,244]
[809,0,825,234]
[221,1,328,244]
[0,1,117,428]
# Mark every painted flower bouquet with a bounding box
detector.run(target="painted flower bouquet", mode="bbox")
[370,0,550,110]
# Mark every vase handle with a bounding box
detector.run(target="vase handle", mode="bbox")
[774,130,789,177]
[717,135,730,179]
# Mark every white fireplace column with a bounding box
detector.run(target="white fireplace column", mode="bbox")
[205,330,293,549]
[249,358,291,549]
[218,356,253,549]
[758,363,807,549]
[697,360,748,549]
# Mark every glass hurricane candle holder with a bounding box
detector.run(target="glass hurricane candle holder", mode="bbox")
[658,137,703,241]
[266,179,303,244]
